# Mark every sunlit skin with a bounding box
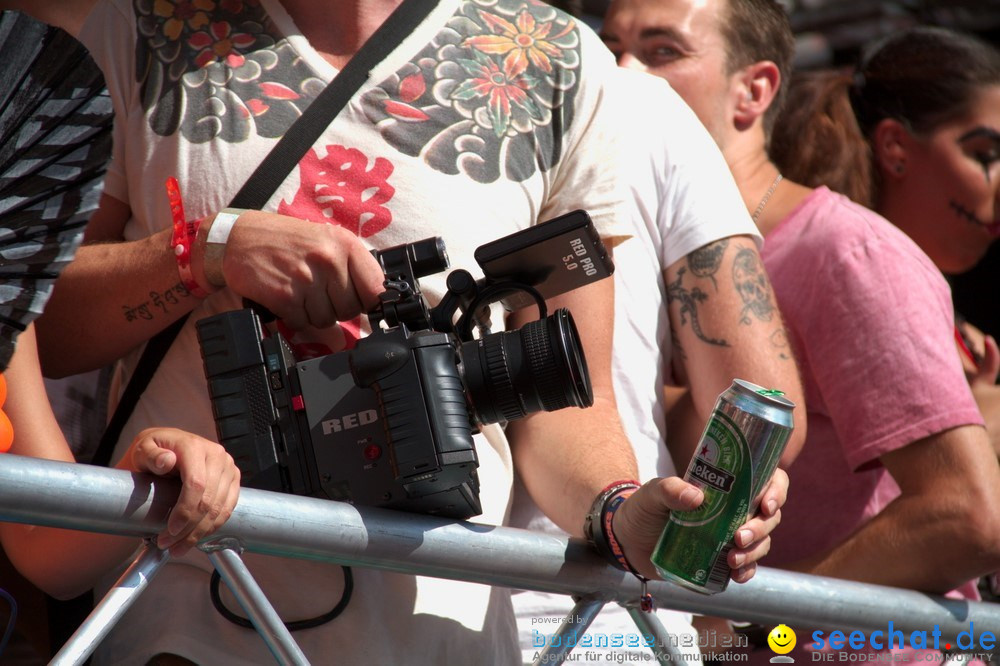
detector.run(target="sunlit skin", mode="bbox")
[878,85,1000,274]
[767,624,797,655]
[599,0,739,149]
[601,0,1000,277]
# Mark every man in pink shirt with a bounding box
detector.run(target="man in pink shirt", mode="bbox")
[601,0,1000,659]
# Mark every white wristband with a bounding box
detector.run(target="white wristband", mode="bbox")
[203,208,244,287]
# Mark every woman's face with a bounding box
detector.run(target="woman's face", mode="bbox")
[891,84,1000,274]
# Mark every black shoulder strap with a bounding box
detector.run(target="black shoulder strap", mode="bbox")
[92,316,187,466]
[92,0,439,467]
[232,0,438,208]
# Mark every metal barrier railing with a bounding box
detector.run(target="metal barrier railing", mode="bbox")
[1,454,998,664]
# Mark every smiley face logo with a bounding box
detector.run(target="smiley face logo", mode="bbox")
[767,624,797,655]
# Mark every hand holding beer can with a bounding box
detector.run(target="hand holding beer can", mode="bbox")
[651,379,794,594]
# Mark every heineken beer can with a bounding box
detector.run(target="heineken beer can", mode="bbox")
[651,379,794,594]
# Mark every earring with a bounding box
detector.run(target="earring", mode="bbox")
[894,163,905,174]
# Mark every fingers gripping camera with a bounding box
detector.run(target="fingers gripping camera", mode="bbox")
[196,210,614,519]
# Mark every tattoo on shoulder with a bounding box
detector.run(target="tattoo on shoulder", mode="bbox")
[733,248,776,325]
[121,282,194,323]
[667,267,729,347]
[687,239,729,291]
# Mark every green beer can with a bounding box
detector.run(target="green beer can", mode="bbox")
[651,379,794,594]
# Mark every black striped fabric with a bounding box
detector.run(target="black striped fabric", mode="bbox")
[0,11,113,370]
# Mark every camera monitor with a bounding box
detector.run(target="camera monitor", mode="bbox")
[475,209,614,310]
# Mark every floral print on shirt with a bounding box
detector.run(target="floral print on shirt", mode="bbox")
[361,0,581,183]
[134,0,324,142]
[134,0,581,184]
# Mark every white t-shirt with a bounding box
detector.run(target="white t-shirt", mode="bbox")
[77,1,627,663]
[510,69,759,664]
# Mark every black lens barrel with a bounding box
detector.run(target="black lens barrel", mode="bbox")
[462,308,593,425]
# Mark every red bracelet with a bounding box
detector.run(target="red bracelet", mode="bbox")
[166,177,210,298]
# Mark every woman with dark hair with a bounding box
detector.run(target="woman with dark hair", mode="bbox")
[771,26,1000,453]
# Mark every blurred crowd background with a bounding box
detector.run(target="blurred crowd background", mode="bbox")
[566,0,1000,349]
[574,0,1000,65]
[2,1,999,663]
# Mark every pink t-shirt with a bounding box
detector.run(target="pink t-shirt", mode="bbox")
[745,187,985,663]
[762,187,984,577]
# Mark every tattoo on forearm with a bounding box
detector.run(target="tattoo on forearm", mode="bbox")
[670,321,687,361]
[733,248,776,325]
[770,328,792,361]
[667,267,729,347]
[687,239,729,291]
[121,282,193,323]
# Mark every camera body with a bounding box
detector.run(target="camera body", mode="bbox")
[196,210,613,519]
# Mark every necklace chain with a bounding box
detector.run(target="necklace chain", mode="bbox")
[752,173,783,223]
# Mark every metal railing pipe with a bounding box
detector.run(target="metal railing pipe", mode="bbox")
[1,454,997,640]
[49,542,169,666]
[203,541,310,666]
[531,597,607,666]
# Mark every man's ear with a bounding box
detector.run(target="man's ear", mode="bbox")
[733,60,780,129]
[871,118,912,179]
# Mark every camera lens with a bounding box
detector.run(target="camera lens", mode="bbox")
[461,308,593,425]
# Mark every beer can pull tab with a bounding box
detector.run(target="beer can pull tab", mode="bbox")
[756,388,786,397]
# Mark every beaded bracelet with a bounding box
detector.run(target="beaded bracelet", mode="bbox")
[166,177,210,298]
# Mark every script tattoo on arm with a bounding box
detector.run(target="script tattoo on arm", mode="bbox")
[120,282,195,324]
[666,266,729,348]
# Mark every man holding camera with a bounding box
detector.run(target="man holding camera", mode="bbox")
[11,0,788,663]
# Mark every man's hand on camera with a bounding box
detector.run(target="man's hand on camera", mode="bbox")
[122,428,241,555]
[220,212,385,330]
[612,467,788,582]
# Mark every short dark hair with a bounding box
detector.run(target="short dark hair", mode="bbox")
[718,0,796,139]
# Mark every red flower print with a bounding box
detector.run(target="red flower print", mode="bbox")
[464,8,573,77]
[188,20,256,68]
[450,50,542,137]
[154,0,214,41]
[278,145,395,239]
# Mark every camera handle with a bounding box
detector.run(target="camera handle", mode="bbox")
[374,279,433,332]
[427,270,547,342]
[429,269,480,334]
[454,281,547,342]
